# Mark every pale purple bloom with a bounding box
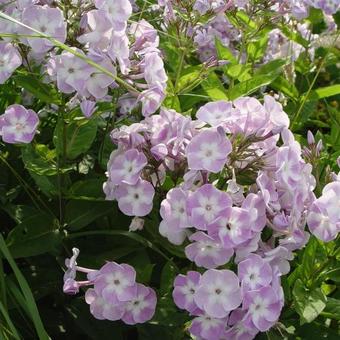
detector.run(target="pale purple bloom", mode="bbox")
[160,188,190,229]
[173,271,201,314]
[231,97,269,136]
[130,19,159,54]
[63,247,80,282]
[121,283,157,324]
[55,49,92,93]
[306,0,340,14]
[307,130,316,146]
[276,146,302,188]
[115,179,155,216]
[235,233,261,263]
[159,219,189,245]
[85,288,127,321]
[118,94,137,115]
[225,309,259,340]
[103,180,116,201]
[279,228,310,251]
[186,127,232,173]
[187,184,232,230]
[263,95,290,133]
[151,143,168,160]
[194,269,242,318]
[109,149,147,185]
[243,286,281,332]
[263,246,293,276]
[241,193,266,233]
[63,278,80,295]
[0,104,39,144]
[185,232,233,269]
[238,254,272,292]
[22,5,66,53]
[108,32,130,74]
[143,52,168,87]
[78,10,113,49]
[80,100,97,118]
[138,84,165,116]
[93,262,137,304]
[190,314,226,340]
[196,100,233,127]
[82,53,116,99]
[0,43,22,84]
[227,176,245,205]
[208,207,252,248]
[307,181,340,242]
[193,0,211,14]
[95,0,132,31]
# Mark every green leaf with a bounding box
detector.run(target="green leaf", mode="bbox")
[325,268,340,283]
[54,117,98,160]
[65,200,114,230]
[68,230,171,263]
[21,144,70,176]
[247,35,269,62]
[13,74,60,104]
[6,211,61,258]
[271,76,299,100]
[160,260,177,295]
[293,279,327,324]
[201,72,228,100]
[0,235,49,339]
[228,74,279,100]
[0,300,21,339]
[177,65,203,93]
[226,64,251,81]
[255,59,287,76]
[215,38,237,64]
[68,178,106,200]
[308,85,340,100]
[300,236,319,282]
[322,298,340,320]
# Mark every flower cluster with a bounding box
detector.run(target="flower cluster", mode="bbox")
[63,248,157,325]
[173,256,284,339]
[103,94,340,338]
[0,0,167,118]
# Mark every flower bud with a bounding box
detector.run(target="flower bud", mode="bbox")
[307,130,315,145]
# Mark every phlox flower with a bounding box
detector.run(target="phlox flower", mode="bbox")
[109,148,147,185]
[115,179,155,216]
[186,127,232,173]
[185,231,233,269]
[85,288,127,321]
[194,269,242,318]
[187,184,232,230]
[122,283,157,325]
[0,42,22,84]
[243,286,281,332]
[238,254,272,292]
[173,271,201,314]
[307,181,340,242]
[0,104,39,144]
[22,5,66,53]
[93,262,137,304]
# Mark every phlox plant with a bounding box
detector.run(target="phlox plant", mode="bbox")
[0,1,339,339]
